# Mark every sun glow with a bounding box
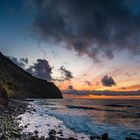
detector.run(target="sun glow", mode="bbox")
[64,94,140,100]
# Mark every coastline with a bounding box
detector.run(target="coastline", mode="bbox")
[0,99,85,140]
[0,99,102,140]
[0,99,33,139]
[0,99,138,140]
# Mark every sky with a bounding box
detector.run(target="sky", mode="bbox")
[0,0,140,98]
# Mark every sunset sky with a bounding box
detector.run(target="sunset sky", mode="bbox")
[0,0,140,98]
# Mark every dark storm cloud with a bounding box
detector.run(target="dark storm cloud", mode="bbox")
[101,75,116,87]
[59,66,73,80]
[27,59,52,81]
[31,0,140,61]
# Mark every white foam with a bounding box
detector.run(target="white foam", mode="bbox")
[19,101,90,139]
[18,99,140,140]
[46,109,126,140]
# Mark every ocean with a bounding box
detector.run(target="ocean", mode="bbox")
[19,98,140,140]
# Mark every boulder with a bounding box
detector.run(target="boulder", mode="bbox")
[0,85,9,106]
[101,133,108,140]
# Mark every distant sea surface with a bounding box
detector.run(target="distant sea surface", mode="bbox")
[19,98,140,140]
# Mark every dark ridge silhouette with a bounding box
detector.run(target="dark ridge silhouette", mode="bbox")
[0,52,63,98]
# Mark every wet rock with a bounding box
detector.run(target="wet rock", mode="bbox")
[58,130,63,135]
[67,137,78,140]
[34,130,39,135]
[60,134,64,137]
[11,130,21,138]
[49,129,56,136]
[0,99,35,139]
[30,135,40,140]
[101,133,108,140]
[47,129,57,140]
[90,135,101,140]
[58,125,63,128]
[40,136,45,140]
[28,132,33,136]
[0,134,5,140]
[28,110,32,113]
[24,125,28,128]
[90,136,95,140]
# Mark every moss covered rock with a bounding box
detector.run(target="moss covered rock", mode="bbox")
[0,85,9,106]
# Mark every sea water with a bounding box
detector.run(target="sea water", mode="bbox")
[19,98,140,140]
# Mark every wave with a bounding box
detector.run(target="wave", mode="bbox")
[66,105,127,112]
[30,99,140,140]
[46,108,132,140]
[104,104,133,108]
[67,105,97,110]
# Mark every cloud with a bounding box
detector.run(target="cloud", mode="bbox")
[26,59,52,81]
[20,58,28,64]
[9,56,74,82]
[30,0,140,62]
[9,57,27,68]
[52,78,64,82]
[85,81,92,86]
[63,89,140,96]
[126,72,137,77]
[101,75,116,87]
[121,87,126,90]
[59,66,73,80]
[68,85,74,90]
[52,66,73,82]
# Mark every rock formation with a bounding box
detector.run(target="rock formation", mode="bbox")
[0,52,63,98]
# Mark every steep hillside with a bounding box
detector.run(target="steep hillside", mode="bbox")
[0,52,63,98]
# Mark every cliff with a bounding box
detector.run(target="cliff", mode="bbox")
[0,52,63,98]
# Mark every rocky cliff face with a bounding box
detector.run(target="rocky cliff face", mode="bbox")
[0,52,63,98]
[0,85,9,105]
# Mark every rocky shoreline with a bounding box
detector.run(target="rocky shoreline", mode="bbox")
[0,99,30,139]
[0,99,137,140]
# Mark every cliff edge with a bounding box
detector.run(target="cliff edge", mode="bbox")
[0,52,63,98]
